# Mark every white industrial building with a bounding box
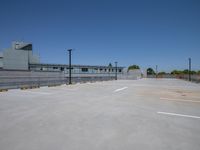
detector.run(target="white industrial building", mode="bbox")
[0,42,39,70]
[0,42,124,74]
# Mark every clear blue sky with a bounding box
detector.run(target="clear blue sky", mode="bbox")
[0,0,200,72]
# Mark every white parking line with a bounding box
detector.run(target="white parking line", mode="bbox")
[23,91,51,95]
[157,111,200,119]
[114,87,128,92]
[160,97,200,103]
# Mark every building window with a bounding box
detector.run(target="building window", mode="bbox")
[104,69,107,72]
[53,67,58,69]
[119,69,122,72]
[82,68,88,72]
[60,67,64,71]
[67,67,73,70]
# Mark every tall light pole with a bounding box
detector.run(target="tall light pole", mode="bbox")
[156,65,158,78]
[189,58,191,81]
[115,61,118,80]
[68,49,72,84]
[28,50,30,70]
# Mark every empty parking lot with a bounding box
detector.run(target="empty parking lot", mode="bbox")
[0,79,200,150]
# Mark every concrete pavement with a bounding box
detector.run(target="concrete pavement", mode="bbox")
[0,79,200,150]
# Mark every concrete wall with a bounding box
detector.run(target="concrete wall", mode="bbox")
[118,69,143,80]
[3,48,29,70]
[29,52,40,64]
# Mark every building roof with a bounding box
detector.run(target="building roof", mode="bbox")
[30,63,125,69]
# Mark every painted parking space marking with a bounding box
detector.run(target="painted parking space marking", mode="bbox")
[157,111,200,119]
[23,91,51,95]
[160,97,200,103]
[114,87,128,92]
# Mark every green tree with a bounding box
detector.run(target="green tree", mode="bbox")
[171,70,183,75]
[190,71,196,74]
[128,65,140,71]
[147,68,155,75]
[183,69,189,74]
[108,63,112,67]
[158,72,166,75]
[171,69,197,75]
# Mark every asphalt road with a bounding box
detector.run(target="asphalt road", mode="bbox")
[0,79,200,150]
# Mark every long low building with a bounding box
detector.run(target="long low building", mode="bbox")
[30,63,123,74]
[0,41,124,74]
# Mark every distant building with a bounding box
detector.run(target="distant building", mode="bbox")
[0,42,39,70]
[0,42,124,74]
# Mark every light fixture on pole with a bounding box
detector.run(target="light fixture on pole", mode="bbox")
[189,58,191,81]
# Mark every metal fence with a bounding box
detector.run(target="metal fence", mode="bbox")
[0,70,115,89]
[147,74,200,83]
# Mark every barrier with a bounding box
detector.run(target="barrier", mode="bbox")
[0,70,116,89]
[147,74,200,83]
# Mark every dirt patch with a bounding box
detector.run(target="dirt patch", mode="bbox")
[136,87,200,100]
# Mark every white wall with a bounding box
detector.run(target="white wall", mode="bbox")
[3,48,29,70]
[2,42,40,70]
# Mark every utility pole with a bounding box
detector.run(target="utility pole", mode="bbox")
[28,50,30,70]
[189,58,191,81]
[27,48,32,71]
[115,61,118,80]
[68,49,72,84]
[156,65,158,78]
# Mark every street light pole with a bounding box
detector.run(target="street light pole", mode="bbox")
[115,61,118,80]
[156,65,158,78]
[189,58,191,81]
[28,50,30,70]
[68,49,72,84]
